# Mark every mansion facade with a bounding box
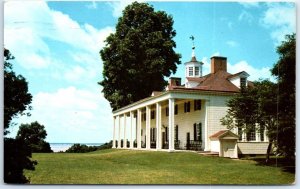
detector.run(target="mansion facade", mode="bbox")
[111,49,269,158]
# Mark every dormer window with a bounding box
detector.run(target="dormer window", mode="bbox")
[240,78,246,89]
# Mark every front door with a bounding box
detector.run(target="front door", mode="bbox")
[222,140,236,158]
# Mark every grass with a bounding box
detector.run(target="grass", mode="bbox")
[25,149,295,184]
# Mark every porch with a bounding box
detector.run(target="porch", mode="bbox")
[111,91,212,152]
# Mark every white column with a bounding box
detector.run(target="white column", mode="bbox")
[130,111,134,149]
[168,98,175,151]
[255,123,261,142]
[264,127,268,142]
[112,116,116,148]
[156,102,162,150]
[117,116,121,148]
[204,100,210,151]
[146,106,151,150]
[242,128,246,142]
[123,114,127,149]
[137,109,142,149]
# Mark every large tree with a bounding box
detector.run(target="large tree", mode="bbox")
[16,121,53,153]
[4,49,36,183]
[4,48,32,134]
[99,2,181,110]
[271,33,295,158]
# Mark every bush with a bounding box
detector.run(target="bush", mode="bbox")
[65,141,113,153]
[65,144,98,153]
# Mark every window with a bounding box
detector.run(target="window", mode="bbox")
[240,78,246,89]
[247,128,256,141]
[184,102,190,113]
[194,100,201,111]
[188,67,193,76]
[151,110,155,119]
[238,127,243,141]
[260,126,265,142]
[195,67,199,76]
[150,128,156,141]
[175,105,178,115]
[193,123,202,141]
[166,107,169,116]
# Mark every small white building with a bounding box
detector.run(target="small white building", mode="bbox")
[111,47,269,158]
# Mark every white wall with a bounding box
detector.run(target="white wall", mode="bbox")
[211,140,220,152]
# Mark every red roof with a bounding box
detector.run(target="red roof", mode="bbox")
[209,130,229,139]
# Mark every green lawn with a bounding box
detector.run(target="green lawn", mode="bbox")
[25,149,295,184]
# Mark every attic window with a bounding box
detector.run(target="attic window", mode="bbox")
[240,78,246,88]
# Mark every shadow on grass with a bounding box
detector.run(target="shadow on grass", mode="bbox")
[242,156,295,174]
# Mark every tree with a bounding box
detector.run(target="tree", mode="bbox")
[16,121,53,153]
[99,2,181,110]
[4,138,37,183]
[221,80,278,162]
[4,48,36,183]
[271,33,295,158]
[4,48,32,134]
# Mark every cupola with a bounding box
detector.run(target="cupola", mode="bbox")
[184,36,204,78]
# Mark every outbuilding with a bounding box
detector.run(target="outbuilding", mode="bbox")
[210,130,239,158]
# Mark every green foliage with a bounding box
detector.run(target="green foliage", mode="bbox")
[4,49,32,134]
[65,141,113,153]
[99,2,181,110]
[4,138,37,183]
[221,34,296,159]
[3,49,36,183]
[25,150,294,184]
[16,121,53,153]
[271,34,295,158]
[66,144,99,153]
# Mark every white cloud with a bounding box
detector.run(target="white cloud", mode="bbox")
[4,1,114,72]
[238,10,254,24]
[86,1,98,9]
[228,60,274,81]
[4,1,115,143]
[9,87,113,143]
[239,2,260,8]
[226,40,239,47]
[260,3,295,45]
[200,57,274,81]
[108,0,145,18]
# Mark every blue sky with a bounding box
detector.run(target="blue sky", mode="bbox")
[4,1,296,143]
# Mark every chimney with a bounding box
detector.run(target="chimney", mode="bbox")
[211,56,227,73]
[168,77,181,87]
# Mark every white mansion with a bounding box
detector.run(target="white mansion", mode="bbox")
[111,48,269,158]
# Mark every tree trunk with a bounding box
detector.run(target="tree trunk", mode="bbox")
[266,140,273,164]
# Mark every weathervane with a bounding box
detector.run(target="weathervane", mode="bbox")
[190,35,195,50]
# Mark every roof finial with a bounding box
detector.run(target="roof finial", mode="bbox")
[190,35,196,60]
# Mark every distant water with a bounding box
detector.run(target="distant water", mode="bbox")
[50,143,103,152]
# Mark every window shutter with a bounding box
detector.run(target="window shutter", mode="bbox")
[175,105,178,115]
[175,125,178,141]
[194,100,197,111]
[184,102,187,113]
[199,100,202,110]
[198,123,202,141]
[187,102,190,112]
[166,127,168,141]
[193,123,197,140]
